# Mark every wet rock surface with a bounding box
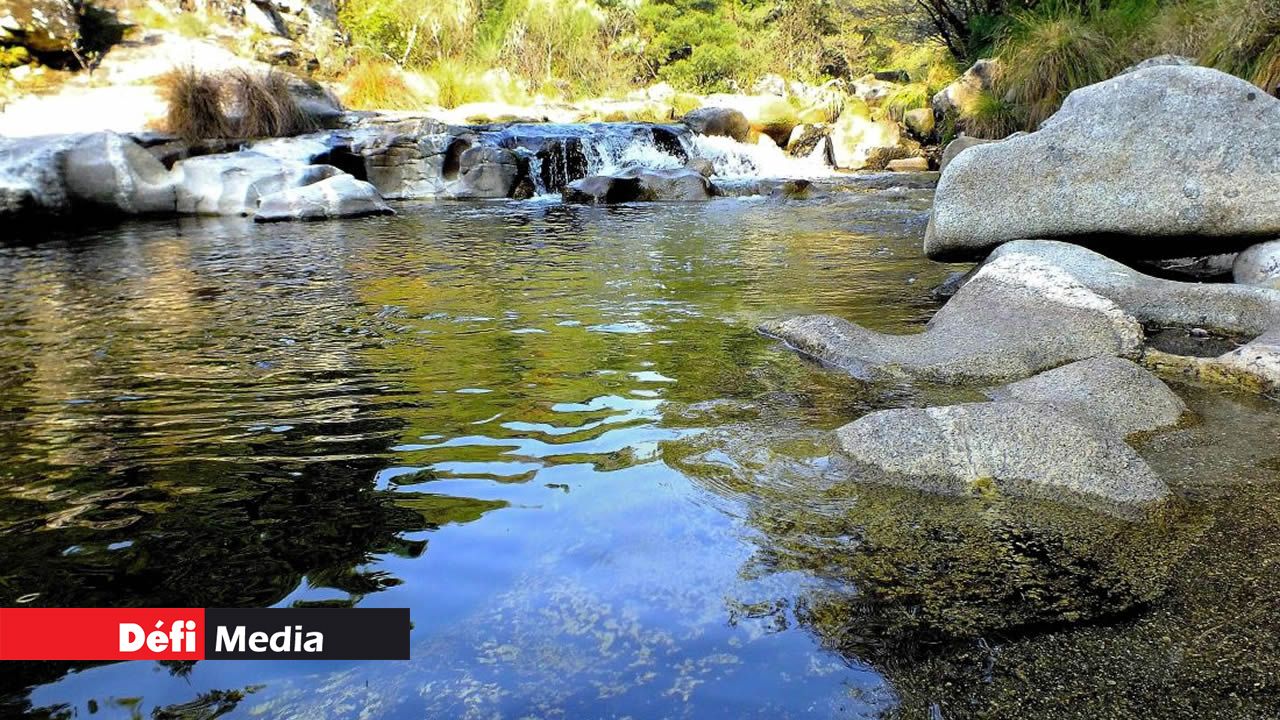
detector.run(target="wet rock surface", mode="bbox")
[837,400,1170,511]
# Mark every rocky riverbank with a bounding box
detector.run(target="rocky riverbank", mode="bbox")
[766,59,1280,515]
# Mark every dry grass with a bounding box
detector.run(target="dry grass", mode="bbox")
[160,67,323,140]
[229,70,320,138]
[159,67,232,142]
[340,60,432,110]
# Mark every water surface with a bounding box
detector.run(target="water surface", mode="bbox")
[2,184,1278,720]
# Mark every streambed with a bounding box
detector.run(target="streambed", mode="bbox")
[1,183,1278,719]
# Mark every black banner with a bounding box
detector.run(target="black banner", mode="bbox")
[204,608,410,660]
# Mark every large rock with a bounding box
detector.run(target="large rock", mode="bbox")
[0,132,175,218]
[359,125,466,199]
[564,167,712,204]
[903,107,935,140]
[829,105,912,171]
[174,151,340,215]
[450,145,525,199]
[936,135,998,173]
[985,240,1280,337]
[851,74,898,105]
[931,59,1000,122]
[1233,241,1280,289]
[701,94,798,145]
[254,173,393,222]
[682,107,750,143]
[837,400,1169,513]
[761,250,1143,384]
[836,355,1182,513]
[983,240,1280,394]
[1120,54,1196,75]
[62,132,176,214]
[0,0,79,54]
[926,65,1280,261]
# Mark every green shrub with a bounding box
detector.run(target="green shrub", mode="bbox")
[960,88,1020,138]
[997,4,1118,129]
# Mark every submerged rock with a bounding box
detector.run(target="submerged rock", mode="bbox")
[254,174,393,222]
[926,65,1280,260]
[986,355,1187,437]
[1233,240,1280,289]
[762,250,1142,384]
[564,167,712,204]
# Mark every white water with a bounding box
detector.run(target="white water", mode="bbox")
[687,135,835,179]
[578,130,835,180]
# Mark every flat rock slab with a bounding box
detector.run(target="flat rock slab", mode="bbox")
[762,250,1143,384]
[925,65,1280,260]
[988,355,1187,437]
[835,357,1184,513]
[838,402,1169,513]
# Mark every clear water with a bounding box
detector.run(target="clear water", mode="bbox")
[2,183,1279,720]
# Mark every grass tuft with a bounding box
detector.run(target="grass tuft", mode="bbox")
[159,67,231,142]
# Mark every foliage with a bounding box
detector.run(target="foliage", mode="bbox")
[997,2,1119,128]
[230,70,323,137]
[882,81,930,119]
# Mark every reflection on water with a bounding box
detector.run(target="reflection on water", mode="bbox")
[1,185,1279,719]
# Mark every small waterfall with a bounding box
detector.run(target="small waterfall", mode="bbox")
[490,122,835,195]
[583,129,686,175]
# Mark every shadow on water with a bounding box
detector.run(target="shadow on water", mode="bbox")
[663,377,1280,720]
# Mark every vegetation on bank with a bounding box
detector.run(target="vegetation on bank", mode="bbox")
[1,0,1275,137]
[333,0,1279,130]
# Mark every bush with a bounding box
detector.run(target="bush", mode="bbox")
[229,70,321,138]
[959,88,1020,138]
[883,82,931,120]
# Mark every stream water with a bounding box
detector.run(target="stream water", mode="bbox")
[2,181,1279,719]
